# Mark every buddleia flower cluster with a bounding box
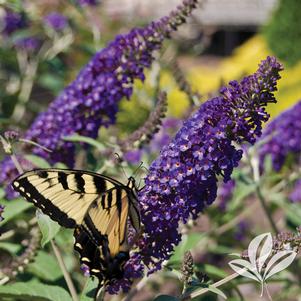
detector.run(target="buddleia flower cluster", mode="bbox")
[1,9,27,36]
[0,0,199,195]
[259,100,301,171]
[44,12,68,31]
[107,56,283,293]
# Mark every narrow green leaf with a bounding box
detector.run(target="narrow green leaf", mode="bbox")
[27,251,63,281]
[36,210,61,247]
[80,278,98,301]
[169,233,207,264]
[203,264,227,278]
[153,295,179,301]
[63,134,106,151]
[0,282,72,301]
[0,242,22,254]
[1,198,33,226]
[24,155,51,168]
[207,285,227,299]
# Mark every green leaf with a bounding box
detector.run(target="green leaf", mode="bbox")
[207,285,227,299]
[80,278,98,301]
[1,198,33,226]
[169,233,207,264]
[24,155,51,169]
[36,210,61,247]
[203,264,227,278]
[0,242,22,254]
[0,282,72,301]
[153,295,179,301]
[27,251,63,281]
[63,134,106,151]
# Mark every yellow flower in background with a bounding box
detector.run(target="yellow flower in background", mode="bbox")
[189,35,301,120]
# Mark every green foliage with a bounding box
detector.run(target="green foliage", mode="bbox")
[0,282,72,301]
[36,211,61,247]
[264,0,301,66]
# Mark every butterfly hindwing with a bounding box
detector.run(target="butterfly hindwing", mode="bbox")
[12,169,124,228]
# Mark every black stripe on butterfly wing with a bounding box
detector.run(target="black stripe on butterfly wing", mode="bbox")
[73,227,106,280]
[12,169,121,228]
[12,175,77,228]
[58,171,69,189]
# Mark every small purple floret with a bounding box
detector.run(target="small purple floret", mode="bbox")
[44,13,68,30]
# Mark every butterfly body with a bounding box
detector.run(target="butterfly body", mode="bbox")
[12,168,141,295]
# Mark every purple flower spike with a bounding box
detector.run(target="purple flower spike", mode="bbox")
[44,13,68,31]
[124,150,142,164]
[259,100,301,171]
[289,180,301,203]
[217,179,236,211]
[107,56,283,293]
[18,0,199,167]
[0,156,33,199]
[15,37,40,52]
[77,0,99,6]
[1,10,27,36]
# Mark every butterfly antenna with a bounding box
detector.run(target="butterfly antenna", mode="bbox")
[132,161,144,178]
[114,153,128,181]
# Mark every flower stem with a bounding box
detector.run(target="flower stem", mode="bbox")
[250,154,279,234]
[255,185,279,234]
[50,240,79,301]
[180,272,240,300]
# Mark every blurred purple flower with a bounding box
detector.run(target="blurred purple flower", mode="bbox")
[289,180,301,203]
[44,13,68,31]
[80,264,90,277]
[150,118,182,152]
[234,221,248,241]
[0,204,4,222]
[77,0,99,6]
[259,100,301,171]
[14,36,40,52]
[217,179,236,211]
[1,9,27,35]
[107,56,283,293]
[0,156,33,199]
[124,150,142,164]
[17,0,198,167]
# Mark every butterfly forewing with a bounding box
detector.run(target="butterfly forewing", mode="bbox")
[12,169,126,228]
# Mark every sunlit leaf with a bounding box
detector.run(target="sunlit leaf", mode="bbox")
[24,155,51,169]
[207,285,227,299]
[1,198,32,226]
[36,210,61,247]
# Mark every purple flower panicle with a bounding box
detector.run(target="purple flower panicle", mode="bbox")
[77,0,99,6]
[15,36,40,52]
[217,179,236,211]
[20,0,199,167]
[44,13,68,31]
[1,10,27,35]
[107,56,283,293]
[259,100,301,171]
[289,180,301,203]
[0,156,33,199]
